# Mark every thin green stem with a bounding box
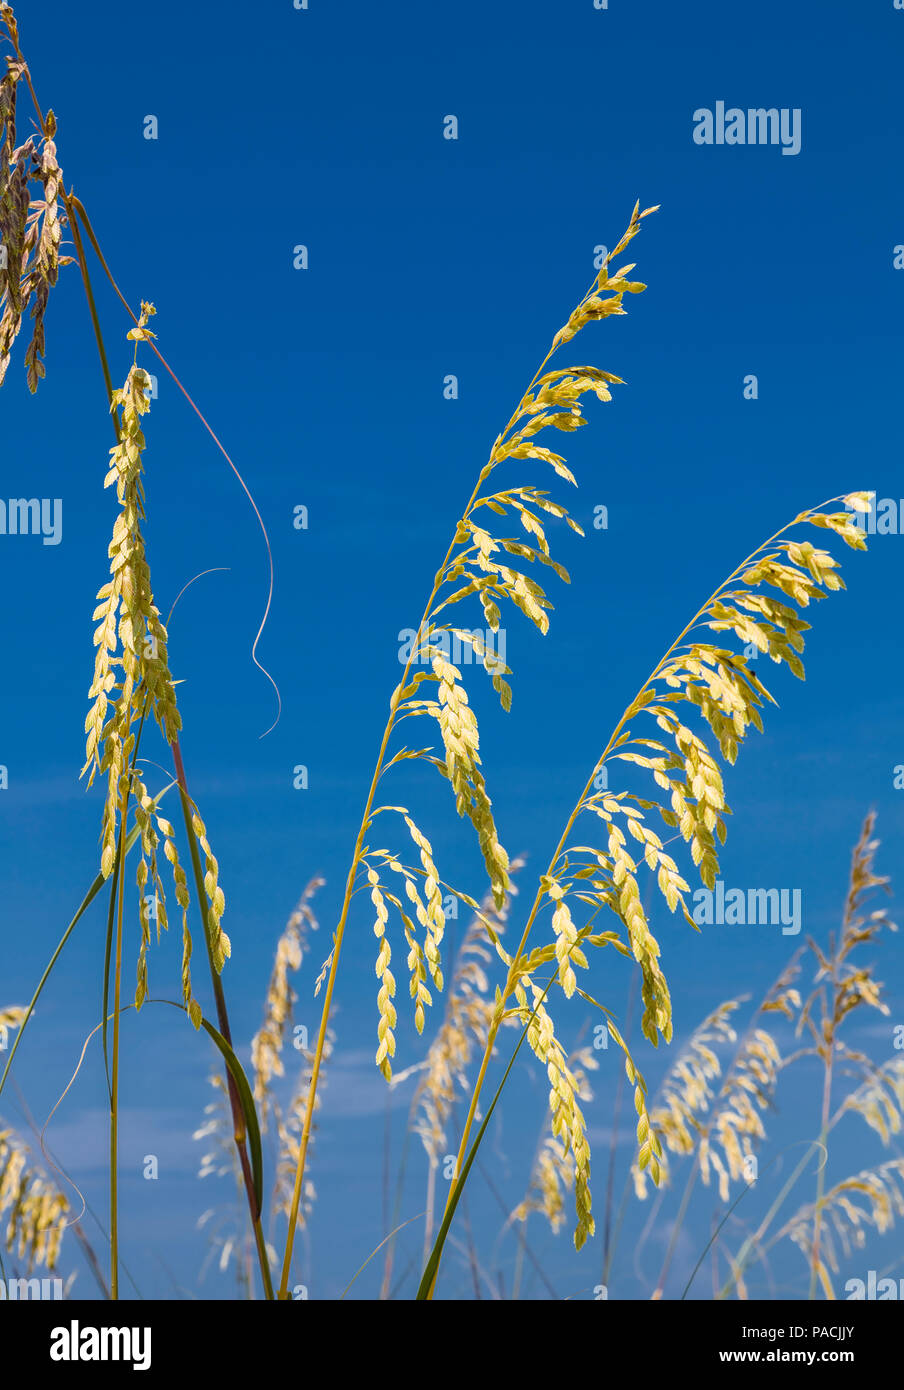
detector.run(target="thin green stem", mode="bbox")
[277,263,619,1301]
[680,1143,807,1300]
[109,755,129,1301]
[171,740,274,1301]
[104,704,149,1300]
[716,1142,822,1299]
[416,969,564,1299]
[379,1105,415,1299]
[66,195,117,436]
[275,380,546,1296]
[809,1038,835,1299]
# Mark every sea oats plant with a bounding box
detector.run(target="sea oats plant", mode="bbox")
[0,4,278,1300]
[376,866,523,1295]
[0,0,889,1302]
[251,877,325,1131]
[0,1125,68,1274]
[415,491,874,1294]
[0,1010,68,1276]
[0,3,66,391]
[602,815,902,1300]
[277,200,667,1296]
[781,1158,904,1298]
[633,963,802,1296]
[791,812,898,1299]
[511,1043,599,1239]
[80,313,252,1300]
[410,865,523,1260]
[641,965,799,1198]
[269,171,873,1292]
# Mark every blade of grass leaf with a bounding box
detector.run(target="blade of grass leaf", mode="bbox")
[680,1172,757,1300]
[196,1014,265,1216]
[340,1212,426,1300]
[171,744,273,1299]
[152,997,269,1290]
[0,783,175,1108]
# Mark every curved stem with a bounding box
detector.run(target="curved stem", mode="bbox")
[274,629,434,1298]
[275,310,578,1299]
[65,194,117,438]
[428,502,848,1296]
[109,741,130,1300]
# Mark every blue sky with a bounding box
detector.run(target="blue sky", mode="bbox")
[1,0,903,1300]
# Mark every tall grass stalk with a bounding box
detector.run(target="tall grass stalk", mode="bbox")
[69,230,274,1295]
[109,776,129,1300]
[424,494,871,1294]
[64,171,275,1296]
[625,816,898,1299]
[277,204,661,1297]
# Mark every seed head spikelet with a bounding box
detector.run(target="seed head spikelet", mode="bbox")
[781,1158,904,1297]
[513,1043,598,1236]
[251,879,324,1127]
[80,309,230,1024]
[274,1025,335,1232]
[0,6,70,389]
[480,485,871,1247]
[713,970,799,1172]
[842,1059,904,1145]
[0,1121,68,1272]
[630,998,741,1196]
[0,1009,68,1272]
[367,204,658,1087]
[411,863,524,1167]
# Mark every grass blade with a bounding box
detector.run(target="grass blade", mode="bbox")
[196,1015,265,1216]
[340,1211,426,1300]
[0,781,175,1107]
